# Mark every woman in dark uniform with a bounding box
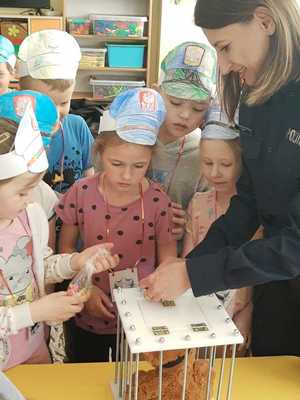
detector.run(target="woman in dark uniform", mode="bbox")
[141,0,300,356]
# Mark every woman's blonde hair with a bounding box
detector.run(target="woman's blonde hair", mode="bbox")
[194,0,300,121]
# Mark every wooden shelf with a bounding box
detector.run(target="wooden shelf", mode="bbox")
[78,67,147,73]
[72,34,148,42]
[72,91,93,99]
[64,0,162,95]
[0,14,63,19]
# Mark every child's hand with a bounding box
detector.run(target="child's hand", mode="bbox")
[70,243,119,273]
[84,286,115,320]
[29,292,84,323]
[171,202,186,240]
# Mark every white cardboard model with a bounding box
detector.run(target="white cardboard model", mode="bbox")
[112,288,244,400]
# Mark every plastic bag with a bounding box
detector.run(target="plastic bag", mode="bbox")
[67,247,110,300]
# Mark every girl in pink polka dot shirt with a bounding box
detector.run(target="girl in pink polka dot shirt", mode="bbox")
[56,88,177,362]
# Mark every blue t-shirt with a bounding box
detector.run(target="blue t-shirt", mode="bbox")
[44,114,94,193]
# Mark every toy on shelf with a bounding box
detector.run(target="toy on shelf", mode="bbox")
[68,18,91,35]
[90,77,145,101]
[90,15,147,38]
[0,21,28,55]
[112,288,243,400]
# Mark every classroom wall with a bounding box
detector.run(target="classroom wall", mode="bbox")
[160,0,208,65]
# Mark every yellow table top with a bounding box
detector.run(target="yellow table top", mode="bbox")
[5,356,300,400]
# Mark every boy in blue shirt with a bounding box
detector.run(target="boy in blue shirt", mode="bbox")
[17,30,94,193]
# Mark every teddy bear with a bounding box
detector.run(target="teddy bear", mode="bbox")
[125,349,214,400]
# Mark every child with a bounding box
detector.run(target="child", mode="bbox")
[0,90,60,250]
[183,106,255,353]
[56,88,177,362]
[0,35,16,94]
[0,102,117,370]
[183,106,241,254]
[17,29,94,194]
[149,42,217,239]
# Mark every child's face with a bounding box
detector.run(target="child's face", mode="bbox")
[101,143,152,193]
[0,63,13,94]
[160,92,209,141]
[24,79,75,120]
[200,139,239,193]
[0,172,42,221]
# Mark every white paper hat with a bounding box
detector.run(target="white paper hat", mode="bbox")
[0,102,48,180]
[17,30,81,79]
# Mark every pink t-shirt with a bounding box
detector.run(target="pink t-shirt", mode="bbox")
[56,174,173,334]
[0,211,45,370]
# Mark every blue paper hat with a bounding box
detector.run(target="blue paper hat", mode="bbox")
[104,88,166,146]
[0,90,59,135]
[202,105,239,140]
[0,35,16,68]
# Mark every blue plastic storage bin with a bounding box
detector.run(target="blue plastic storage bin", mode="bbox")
[106,44,145,68]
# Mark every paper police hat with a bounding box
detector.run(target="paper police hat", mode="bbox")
[0,102,48,180]
[0,90,59,136]
[0,35,16,69]
[202,105,239,140]
[99,88,166,146]
[17,30,81,79]
[160,42,217,102]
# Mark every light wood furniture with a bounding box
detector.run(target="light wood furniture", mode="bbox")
[5,356,300,400]
[0,13,63,34]
[0,0,162,100]
[62,0,162,98]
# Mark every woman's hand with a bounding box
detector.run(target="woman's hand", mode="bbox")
[70,243,119,273]
[140,257,191,301]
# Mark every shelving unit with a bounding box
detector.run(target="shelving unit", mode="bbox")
[72,34,149,42]
[62,0,162,99]
[0,0,162,102]
[78,67,146,73]
[0,13,63,35]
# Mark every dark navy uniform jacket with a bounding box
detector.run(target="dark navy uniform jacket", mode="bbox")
[186,80,300,296]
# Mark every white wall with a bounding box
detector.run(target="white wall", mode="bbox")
[160,0,208,64]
